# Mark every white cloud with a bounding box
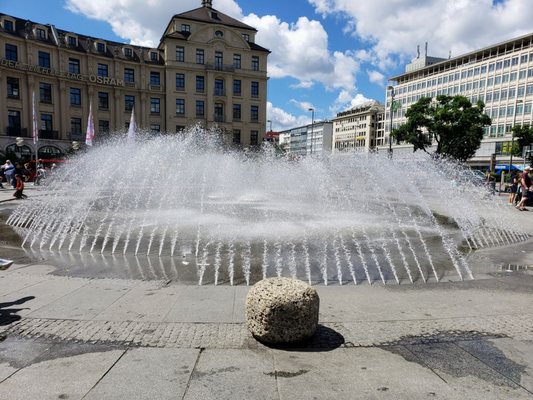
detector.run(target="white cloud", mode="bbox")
[367,70,385,86]
[65,0,243,46]
[308,0,533,70]
[330,91,373,114]
[243,14,359,93]
[289,99,315,113]
[267,102,311,131]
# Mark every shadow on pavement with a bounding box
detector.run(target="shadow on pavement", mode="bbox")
[0,296,35,326]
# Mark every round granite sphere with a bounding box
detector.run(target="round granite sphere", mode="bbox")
[245,277,320,344]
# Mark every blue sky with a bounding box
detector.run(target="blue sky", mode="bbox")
[1,0,532,130]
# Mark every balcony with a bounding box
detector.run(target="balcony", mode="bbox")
[214,89,226,97]
[39,129,59,140]
[125,81,136,88]
[5,127,28,137]
[7,93,20,100]
[69,132,84,141]
[214,115,226,123]
[205,63,235,73]
[149,84,162,91]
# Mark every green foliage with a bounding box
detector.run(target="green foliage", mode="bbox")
[511,125,533,157]
[392,95,492,161]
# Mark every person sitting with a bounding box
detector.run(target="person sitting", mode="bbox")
[13,174,27,200]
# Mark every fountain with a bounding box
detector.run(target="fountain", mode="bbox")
[6,126,528,285]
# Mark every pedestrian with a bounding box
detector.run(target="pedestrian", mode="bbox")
[1,160,15,188]
[508,172,519,205]
[516,167,532,211]
[13,174,27,200]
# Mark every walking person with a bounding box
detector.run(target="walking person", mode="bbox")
[13,174,27,200]
[516,167,532,211]
[2,160,15,188]
[508,172,519,205]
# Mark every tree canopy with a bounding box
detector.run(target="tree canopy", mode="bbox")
[511,124,533,157]
[392,95,492,161]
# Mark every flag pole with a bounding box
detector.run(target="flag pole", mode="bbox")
[32,91,39,177]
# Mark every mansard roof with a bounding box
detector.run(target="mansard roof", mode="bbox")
[173,6,257,32]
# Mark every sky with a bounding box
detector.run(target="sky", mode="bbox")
[1,0,532,130]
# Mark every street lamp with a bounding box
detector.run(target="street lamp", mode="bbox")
[267,119,272,132]
[509,99,523,173]
[308,108,315,155]
[387,86,395,158]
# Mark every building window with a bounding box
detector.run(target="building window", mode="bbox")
[233,129,241,144]
[521,54,528,64]
[3,20,14,32]
[176,125,185,132]
[252,56,259,71]
[71,117,82,135]
[98,92,109,109]
[181,24,190,32]
[196,100,204,117]
[242,34,249,42]
[196,75,205,92]
[7,77,19,99]
[215,51,223,69]
[68,58,80,74]
[176,73,185,90]
[39,82,52,103]
[36,28,46,40]
[124,68,135,83]
[215,79,224,96]
[41,113,53,131]
[233,54,241,69]
[196,49,204,64]
[215,30,223,37]
[96,42,106,53]
[150,52,158,61]
[125,95,135,111]
[38,51,50,68]
[97,63,108,77]
[67,36,77,46]
[7,110,21,132]
[6,43,18,61]
[150,124,161,133]
[70,88,81,106]
[176,99,185,115]
[250,130,259,145]
[176,46,184,62]
[124,47,133,57]
[233,79,241,96]
[99,120,109,136]
[233,104,241,120]
[150,71,160,86]
[150,97,160,114]
[251,81,259,97]
[251,105,259,122]
[214,103,224,122]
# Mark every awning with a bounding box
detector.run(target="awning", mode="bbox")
[494,164,524,171]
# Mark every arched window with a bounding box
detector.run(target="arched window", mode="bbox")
[38,145,65,160]
[5,144,32,163]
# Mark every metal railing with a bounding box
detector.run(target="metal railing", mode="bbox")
[205,63,235,72]
[214,115,226,123]
[5,127,28,137]
[39,129,59,140]
[68,132,84,141]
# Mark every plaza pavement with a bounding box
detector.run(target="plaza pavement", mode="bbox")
[0,185,533,399]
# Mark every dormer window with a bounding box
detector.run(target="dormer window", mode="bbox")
[67,36,77,47]
[150,51,158,61]
[181,24,190,33]
[36,28,47,40]
[215,30,223,38]
[3,19,14,32]
[242,33,249,42]
[96,42,106,53]
[124,47,133,57]
[211,11,220,20]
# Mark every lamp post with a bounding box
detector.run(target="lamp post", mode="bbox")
[267,119,272,132]
[387,86,395,158]
[308,108,315,155]
[509,99,523,173]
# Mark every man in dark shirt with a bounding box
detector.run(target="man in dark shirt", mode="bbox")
[517,167,532,211]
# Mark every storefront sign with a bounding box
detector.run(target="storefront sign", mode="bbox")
[0,58,124,87]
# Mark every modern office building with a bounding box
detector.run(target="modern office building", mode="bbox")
[278,121,333,156]
[385,33,533,167]
[0,0,269,161]
[332,100,384,152]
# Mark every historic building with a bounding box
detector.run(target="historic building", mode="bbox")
[0,0,270,161]
[332,101,384,152]
[385,34,533,167]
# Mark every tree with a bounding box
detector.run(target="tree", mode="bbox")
[511,125,533,157]
[392,95,492,161]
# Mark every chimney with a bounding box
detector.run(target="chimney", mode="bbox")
[417,44,420,59]
[202,0,213,7]
[425,42,428,57]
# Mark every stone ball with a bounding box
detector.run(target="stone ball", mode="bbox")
[245,277,319,344]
